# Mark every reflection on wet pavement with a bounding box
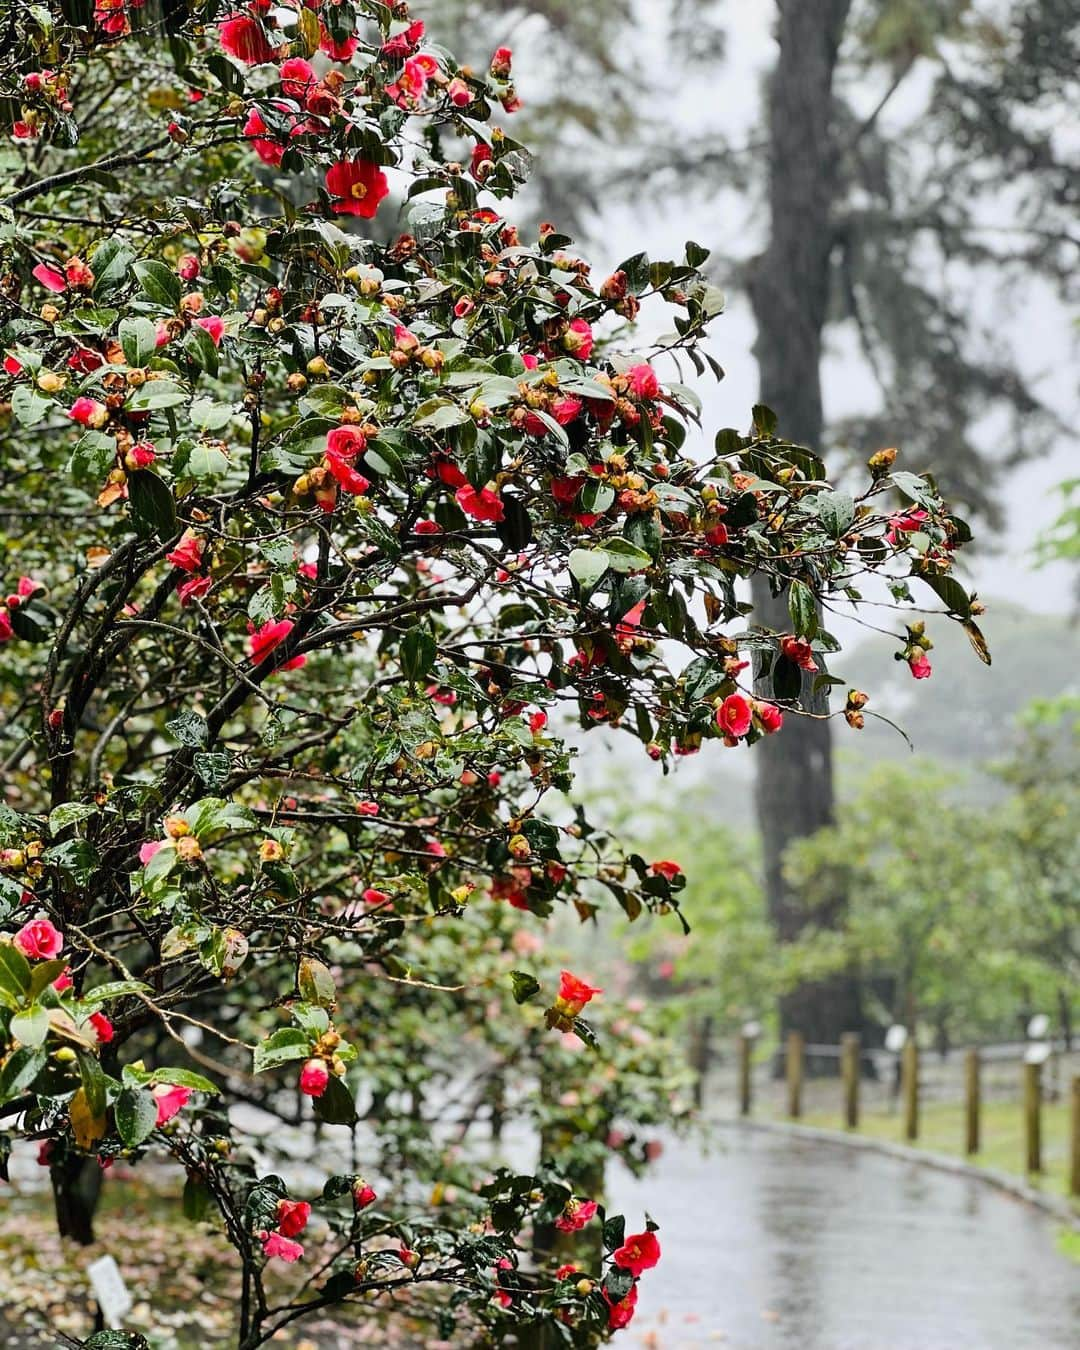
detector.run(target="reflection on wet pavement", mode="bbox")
[606,1125,1079,1349]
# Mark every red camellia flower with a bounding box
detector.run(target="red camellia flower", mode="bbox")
[612,1229,661,1277]
[556,970,602,1016]
[554,1197,598,1233]
[704,521,729,547]
[52,967,73,993]
[178,575,213,607]
[362,887,391,907]
[908,649,932,679]
[299,1058,329,1097]
[165,531,203,573]
[248,619,305,671]
[219,15,275,66]
[197,315,225,347]
[326,451,371,498]
[780,635,818,672]
[243,107,285,166]
[261,1230,304,1262]
[279,56,317,100]
[88,1012,114,1043]
[456,484,505,522]
[716,693,753,739]
[32,262,66,293]
[603,1283,638,1330]
[325,160,389,218]
[320,25,358,62]
[151,1083,192,1126]
[755,700,784,734]
[353,1180,377,1209]
[14,918,63,959]
[275,1198,311,1238]
[68,397,108,429]
[886,508,929,546]
[650,859,682,881]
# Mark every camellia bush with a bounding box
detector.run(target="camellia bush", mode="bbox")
[0,1,987,1345]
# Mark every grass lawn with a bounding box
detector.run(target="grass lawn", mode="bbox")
[791,1098,1076,1204]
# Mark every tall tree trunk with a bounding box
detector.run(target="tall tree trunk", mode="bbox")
[747,0,863,1055]
[51,1153,103,1246]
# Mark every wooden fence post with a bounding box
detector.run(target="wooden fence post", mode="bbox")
[901,1039,918,1142]
[964,1048,980,1155]
[1024,1060,1042,1174]
[786,1031,804,1119]
[737,1033,752,1117]
[1070,1075,1080,1197]
[841,1033,860,1129]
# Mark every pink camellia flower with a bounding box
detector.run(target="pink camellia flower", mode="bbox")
[555,970,602,1017]
[551,396,583,426]
[650,859,681,882]
[716,693,753,739]
[490,46,513,78]
[563,317,593,360]
[219,15,276,66]
[455,484,505,522]
[554,1197,598,1234]
[414,519,442,535]
[67,346,104,373]
[645,1139,664,1162]
[908,649,932,679]
[325,160,390,219]
[65,258,94,290]
[627,363,660,400]
[196,315,225,347]
[13,919,63,960]
[604,1283,638,1330]
[279,56,317,100]
[299,1058,329,1097]
[326,424,367,458]
[139,839,164,865]
[261,1230,304,1262]
[886,508,929,546]
[447,77,471,106]
[275,1198,311,1238]
[152,1083,192,1126]
[353,1179,377,1209]
[356,801,379,817]
[398,1244,420,1269]
[248,619,305,671]
[88,1012,114,1044]
[382,20,425,59]
[612,1229,661,1277]
[178,575,213,607]
[52,967,73,993]
[165,531,203,573]
[780,635,818,672]
[32,262,66,293]
[362,887,390,907]
[454,297,475,319]
[755,700,784,735]
[68,397,108,429]
[177,254,200,282]
[528,710,547,735]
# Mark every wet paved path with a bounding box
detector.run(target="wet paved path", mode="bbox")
[606,1125,1079,1349]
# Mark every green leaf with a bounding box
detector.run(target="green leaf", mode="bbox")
[10,1006,49,1048]
[128,471,176,539]
[82,979,152,1005]
[298,957,336,1008]
[253,1027,311,1074]
[568,548,609,590]
[312,1073,357,1126]
[751,404,778,437]
[179,442,230,479]
[116,1086,158,1147]
[126,380,187,412]
[133,259,181,308]
[189,398,234,431]
[11,386,51,427]
[509,971,540,1005]
[0,1046,46,1101]
[118,317,158,367]
[816,491,854,538]
[77,1048,107,1116]
[0,945,32,999]
[183,1175,211,1222]
[787,580,818,639]
[166,710,208,747]
[48,801,96,834]
[919,570,971,619]
[601,538,652,574]
[184,324,219,377]
[28,959,68,999]
[90,239,137,297]
[145,1067,217,1093]
[400,627,436,684]
[43,838,98,887]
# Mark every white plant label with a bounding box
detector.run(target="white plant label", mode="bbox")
[87,1254,133,1329]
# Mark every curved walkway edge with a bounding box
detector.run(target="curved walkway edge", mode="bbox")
[715,1115,1080,1231]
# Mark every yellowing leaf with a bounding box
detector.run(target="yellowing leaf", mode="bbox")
[70,1086,106,1150]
